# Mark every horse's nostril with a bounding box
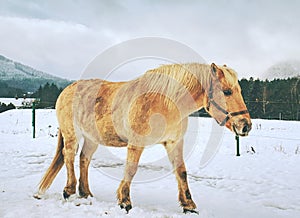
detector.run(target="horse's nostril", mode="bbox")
[242,125,249,133]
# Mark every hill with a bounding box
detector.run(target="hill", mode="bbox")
[264,60,300,79]
[0,55,71,95]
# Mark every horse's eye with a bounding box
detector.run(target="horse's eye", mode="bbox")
[223,89,232,96]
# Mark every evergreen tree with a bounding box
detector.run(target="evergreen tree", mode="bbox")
[32,83,62,108]
[0,102,15,113]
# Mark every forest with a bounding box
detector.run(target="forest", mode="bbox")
[31,82,63,108]
[240,77,299,120]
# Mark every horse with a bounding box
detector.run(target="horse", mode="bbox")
[34,63,251,214]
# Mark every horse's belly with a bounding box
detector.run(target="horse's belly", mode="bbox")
[100,124,128,147]
[75,109,128,147]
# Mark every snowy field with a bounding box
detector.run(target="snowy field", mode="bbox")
[0,109,299,218]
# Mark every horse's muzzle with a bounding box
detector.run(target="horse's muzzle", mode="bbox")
[233,118,252,137]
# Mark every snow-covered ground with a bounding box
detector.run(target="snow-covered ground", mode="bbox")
[0,109,299,218]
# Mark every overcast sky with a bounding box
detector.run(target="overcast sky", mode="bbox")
[0,0,299,79]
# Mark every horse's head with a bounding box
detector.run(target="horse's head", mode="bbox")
[204,63,252,136]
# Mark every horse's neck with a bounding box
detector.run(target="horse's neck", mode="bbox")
[177,82,207,117]
[163,63,210,115]
[124,63,210,116]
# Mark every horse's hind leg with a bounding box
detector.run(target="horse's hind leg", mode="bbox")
[117,144,144,213]
[78,137,98,198]
[62,136,78,199]
[164,139,197,214]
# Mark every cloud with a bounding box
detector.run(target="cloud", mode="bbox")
[0,16,121,79]
[0,0,300,79]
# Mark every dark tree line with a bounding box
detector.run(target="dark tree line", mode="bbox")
[0,102,15,113]
[0,81,24,97]
[4,78,70,93]
[32,82,63,108]
[239,77,300,120]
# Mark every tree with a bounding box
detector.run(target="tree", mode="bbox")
[32,83,62,108]
[0,102,16,113]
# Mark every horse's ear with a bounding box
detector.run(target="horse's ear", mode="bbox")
[211,63,224,79]
[211,63,218,75]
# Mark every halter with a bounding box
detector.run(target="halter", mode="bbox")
[206,79,249,126]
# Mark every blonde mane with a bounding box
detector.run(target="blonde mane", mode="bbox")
[146,63,211,91]
[126,63,212,108]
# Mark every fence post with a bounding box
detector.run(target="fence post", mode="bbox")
[32,101,36,138]
[235,135,240,156]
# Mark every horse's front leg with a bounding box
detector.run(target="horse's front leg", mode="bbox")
[117,144,144,213]
[164,139,198,214]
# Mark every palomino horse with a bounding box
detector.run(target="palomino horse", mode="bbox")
[34,63,251,213]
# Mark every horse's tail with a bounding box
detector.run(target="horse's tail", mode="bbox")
[35,130,64,198]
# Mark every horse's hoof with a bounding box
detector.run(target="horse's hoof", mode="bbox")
[119,203,132,213]
[33,193,42,200]
[79,186,94,198]
[63,190,70,199]
[125,204,132,213]
[183,208,199,215]
[80,193,94,198]
[79,191,93,198]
